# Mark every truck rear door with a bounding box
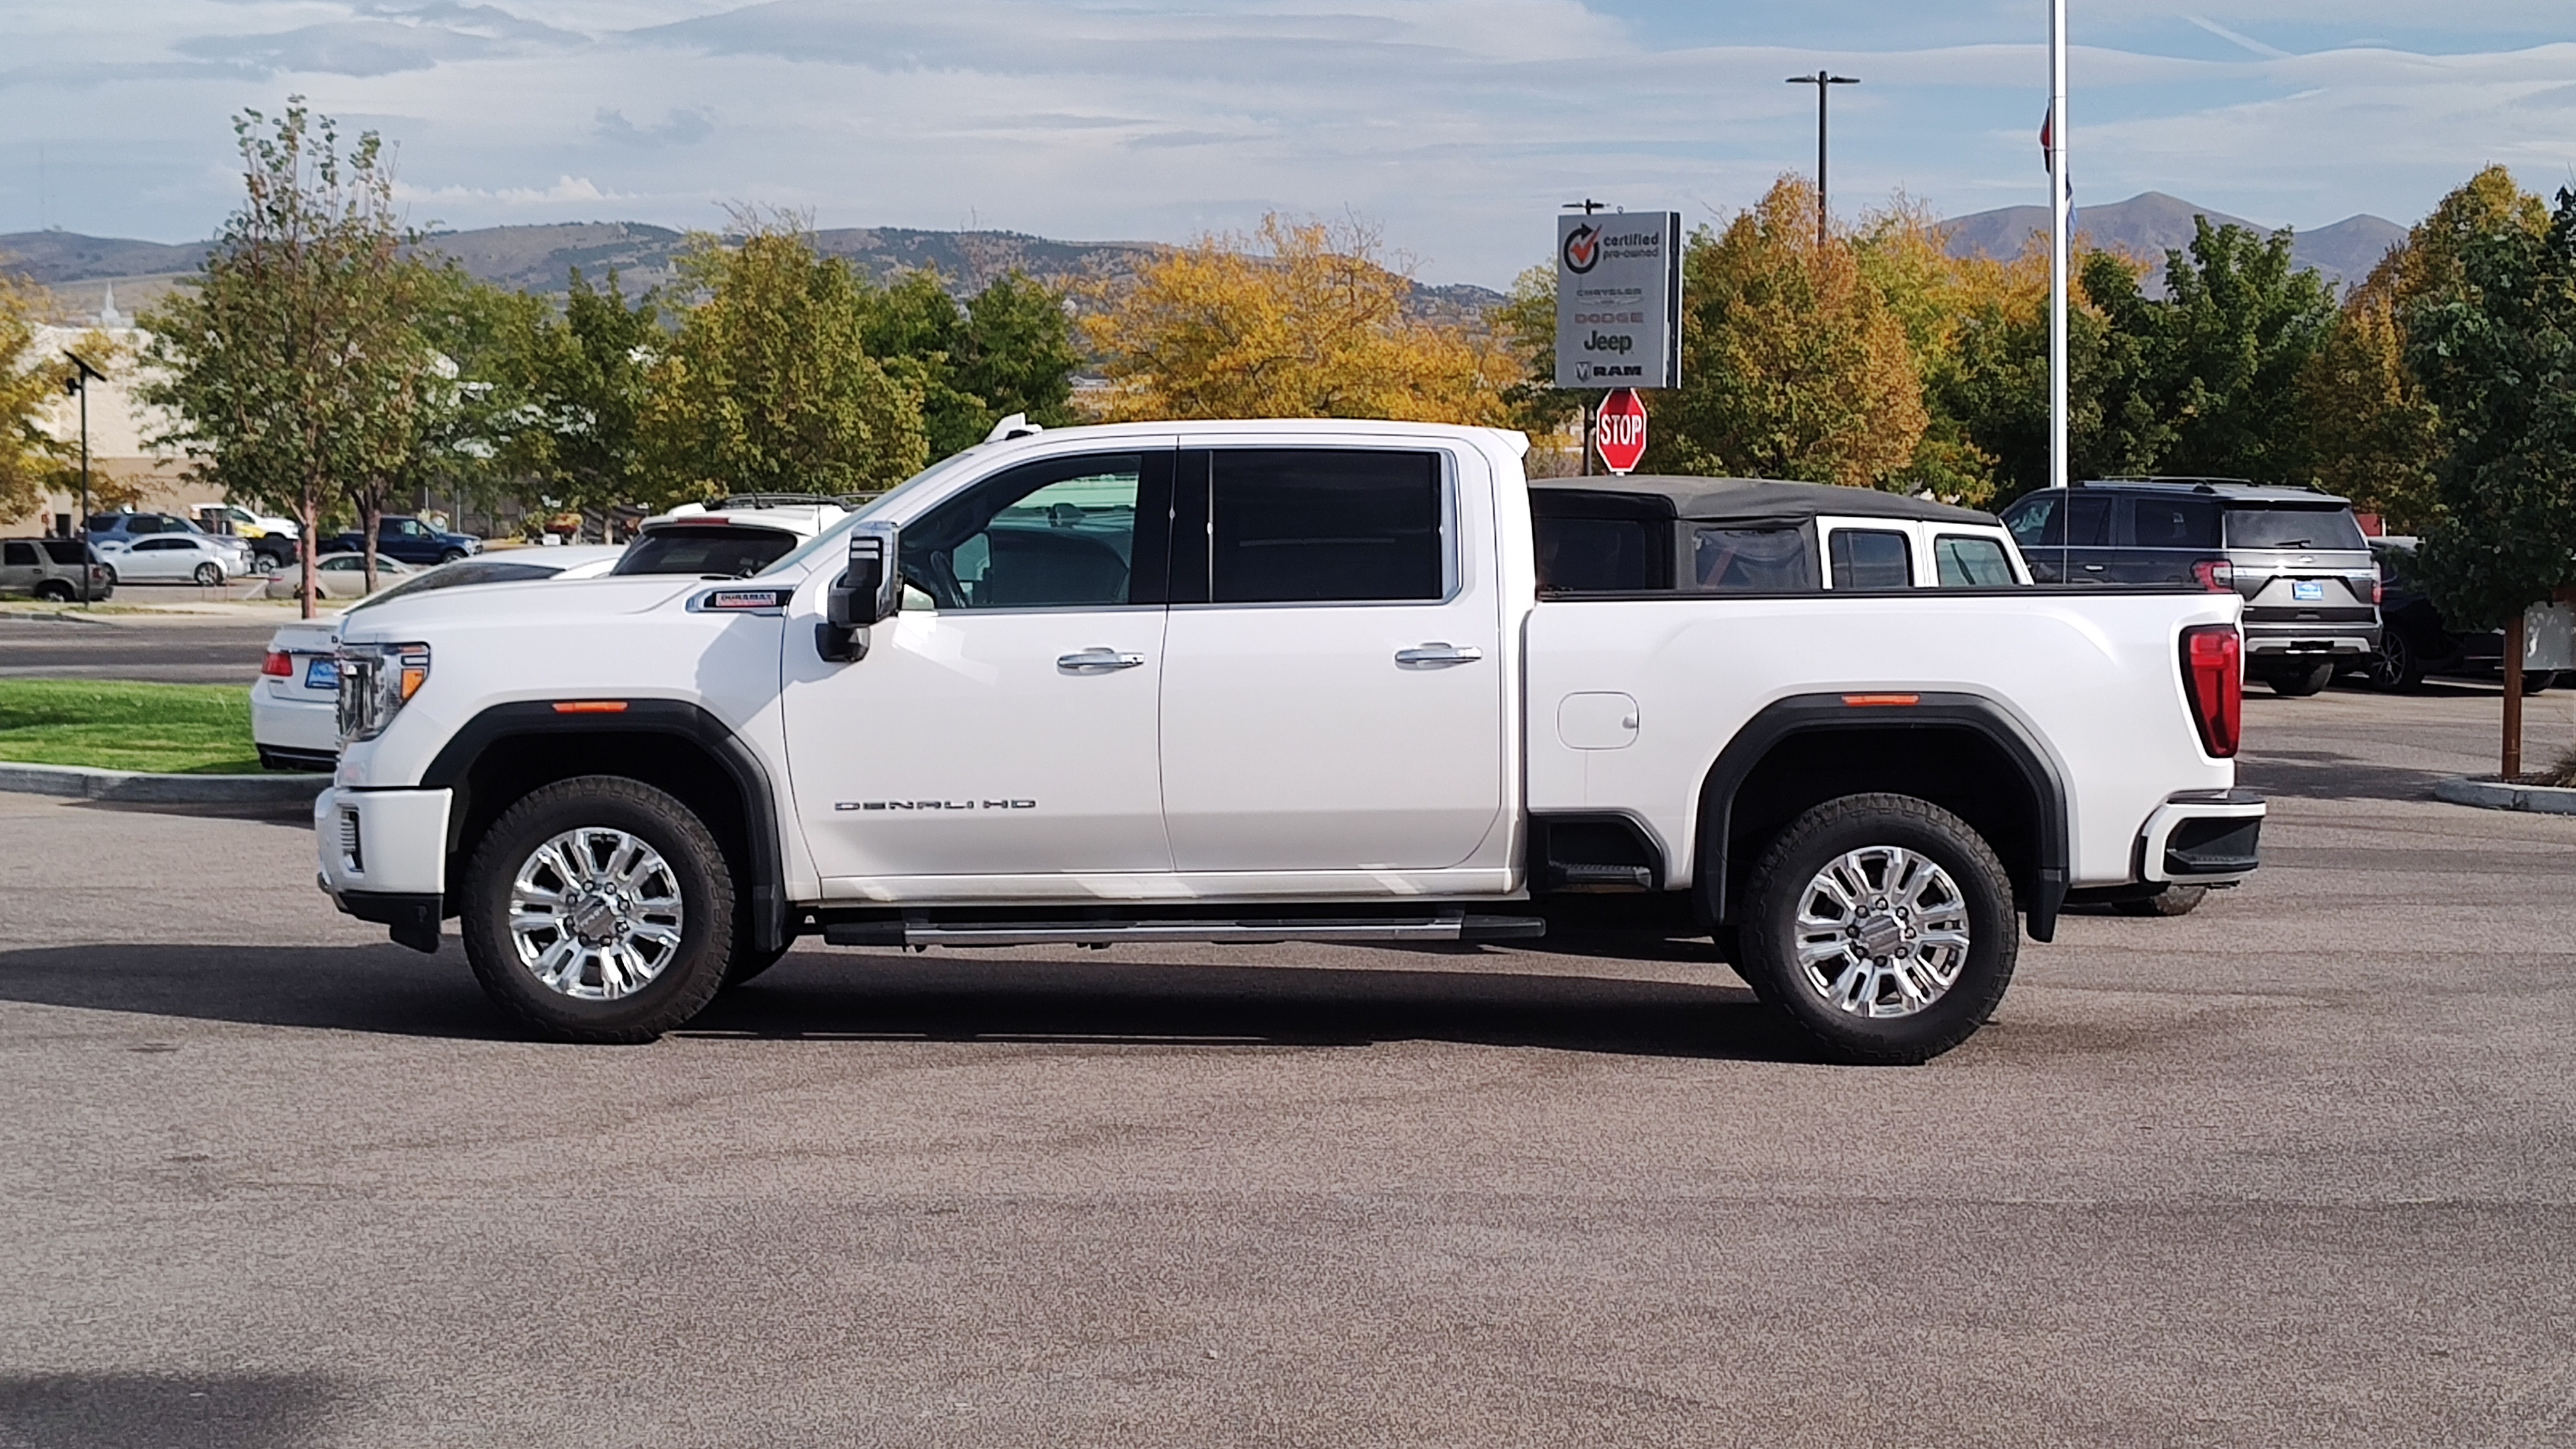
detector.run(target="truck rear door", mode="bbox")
[1157,445,1507,872]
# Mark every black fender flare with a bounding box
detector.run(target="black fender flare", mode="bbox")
[1694,691,2071,943]
[421,699,788,953]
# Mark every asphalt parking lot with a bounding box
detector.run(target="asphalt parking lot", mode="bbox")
[1,687,2572,1446]
[0,608,287,685]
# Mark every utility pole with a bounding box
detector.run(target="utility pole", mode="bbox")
[2047,1,2069,489]
[63,350,104,541]
[1785,70,1859,249]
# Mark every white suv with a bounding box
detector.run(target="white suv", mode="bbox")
[612,495,859,578]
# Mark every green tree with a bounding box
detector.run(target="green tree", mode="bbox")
[2404,187,2576,633]
[2080,219,2338,484]
[490,267,664,521]
[645,223,928,498]
[953,272,1080,433]
[139,99,427,616]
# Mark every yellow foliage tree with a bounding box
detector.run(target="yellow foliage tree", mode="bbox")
[1650,178,1928,490]
[1082,215,1518,425]
[0,274,70,525]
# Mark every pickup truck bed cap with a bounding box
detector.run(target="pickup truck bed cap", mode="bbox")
[1532,475,2001,530]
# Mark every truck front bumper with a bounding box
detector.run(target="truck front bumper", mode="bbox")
[2139,789,2265,884]
[315,786,453,952]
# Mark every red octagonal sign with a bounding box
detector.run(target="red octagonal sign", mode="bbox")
[1596,388,1647,474]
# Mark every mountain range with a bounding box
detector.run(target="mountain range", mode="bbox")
[6,191,2409,325]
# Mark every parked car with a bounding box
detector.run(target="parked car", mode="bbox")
[315,425,2262,1063]
[192,502,301,569]
[87,511,258,578]
[2358,536,2558,694]
[0,538,114,602]
[1999,478,2380,696]
[264,552,420,601]
[612,495,856,578]
[318,516,482,567]
[253,547,628,769]
[96,532,250,586]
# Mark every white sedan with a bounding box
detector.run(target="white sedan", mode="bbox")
[253,547,628,769]
[262,552,420,601]
[98,533,248,586]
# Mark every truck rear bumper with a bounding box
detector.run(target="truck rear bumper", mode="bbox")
[2139,789,2265,883]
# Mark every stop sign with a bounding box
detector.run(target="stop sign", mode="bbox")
[1596,389,1647,474]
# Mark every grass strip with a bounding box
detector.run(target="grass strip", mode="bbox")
[0,680,264,775]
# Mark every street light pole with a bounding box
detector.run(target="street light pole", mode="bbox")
[63,351,104,542]
[1786,70,1859,249]
[2048,0,2069,490]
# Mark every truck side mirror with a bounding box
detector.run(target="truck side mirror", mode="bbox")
[820,521,902,662]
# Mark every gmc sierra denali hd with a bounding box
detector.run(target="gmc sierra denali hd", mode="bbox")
[314,419,2263,1063]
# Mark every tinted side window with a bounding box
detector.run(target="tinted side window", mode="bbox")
[2004,495,2057,547]
[40,541,87,565]
[1829,529,1914,589]
[3,542,36,566]
[1537,516,1661,592]
[616,526,801,579]
[2064,494,2112,546]
[902,453,1148,609]
[1208,450,1442,604]
[2128,496,2220,549]
[1935,535,2016,586]
[1693,527,1814,591]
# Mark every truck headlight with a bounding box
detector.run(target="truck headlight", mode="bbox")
[336,642,431,742]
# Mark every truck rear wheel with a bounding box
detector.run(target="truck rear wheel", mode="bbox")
[460,775,735,1043]
[1735,794,2018,1065]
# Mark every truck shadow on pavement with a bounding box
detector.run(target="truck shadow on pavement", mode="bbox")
[0,1371,343,1449]
[2234,749,2452,801]
[0,942,1807,1062]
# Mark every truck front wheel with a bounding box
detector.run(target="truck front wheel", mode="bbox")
[460,775,736,1043]
[1735,794,2018,1065]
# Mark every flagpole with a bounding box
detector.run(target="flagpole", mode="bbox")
[2048,0,2069,490]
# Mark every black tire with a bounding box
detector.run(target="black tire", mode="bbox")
[192,561,223,586]
[32,580,72,602]
[2264,661,2334,697]
[1735,793,2018,1065]
[2521,669,2556,696]
[438,548,469,564]
[461,775,735,1043]
[2367,631,2424,693]
[2112,884,2208,918]
[101,564,118,587]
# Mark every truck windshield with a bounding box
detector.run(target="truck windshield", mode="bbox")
[2226,506,2365,551]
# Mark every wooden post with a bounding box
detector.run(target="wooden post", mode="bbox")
[2502,611,2525,781]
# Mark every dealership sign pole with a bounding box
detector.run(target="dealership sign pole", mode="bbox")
[2046,0,2068,491]
[1557,208,1682,474]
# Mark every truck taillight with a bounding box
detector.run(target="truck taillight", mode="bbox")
[2190,558,2234,592]
[2181,625,2241,758]
[262,650,294,677]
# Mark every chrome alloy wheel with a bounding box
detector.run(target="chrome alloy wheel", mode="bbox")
[507,827,686,1001]
[1791,845,1972,1018]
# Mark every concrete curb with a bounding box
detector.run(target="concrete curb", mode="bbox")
[0,760,330,805]
[2434,775,2576,816]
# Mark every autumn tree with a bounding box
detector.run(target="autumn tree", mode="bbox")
[1649,178,1926,489]
[645,221,928,498]
[0,274,70,525]
[1082,214,1518,425]
[140,99,428,616]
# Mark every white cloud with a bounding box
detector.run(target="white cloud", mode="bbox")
[2,1,2570,287]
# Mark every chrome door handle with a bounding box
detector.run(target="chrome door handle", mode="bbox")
[1058,648,1146,674]
[1395,643,1484,667]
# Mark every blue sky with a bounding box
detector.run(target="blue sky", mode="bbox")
[3,1,2570,287]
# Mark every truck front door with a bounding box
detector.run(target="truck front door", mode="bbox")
[780,448,1177,885]
[1157,446,1507,874]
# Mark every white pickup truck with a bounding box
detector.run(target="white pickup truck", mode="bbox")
[314,420,2263,1063]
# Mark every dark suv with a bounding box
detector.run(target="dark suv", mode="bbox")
[318,515,482,566]
[1999,479,2380,696]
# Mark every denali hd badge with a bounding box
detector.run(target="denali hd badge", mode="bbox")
[835,799,1036,812]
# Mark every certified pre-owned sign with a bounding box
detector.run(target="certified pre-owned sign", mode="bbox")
[1556,211,1681,391]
